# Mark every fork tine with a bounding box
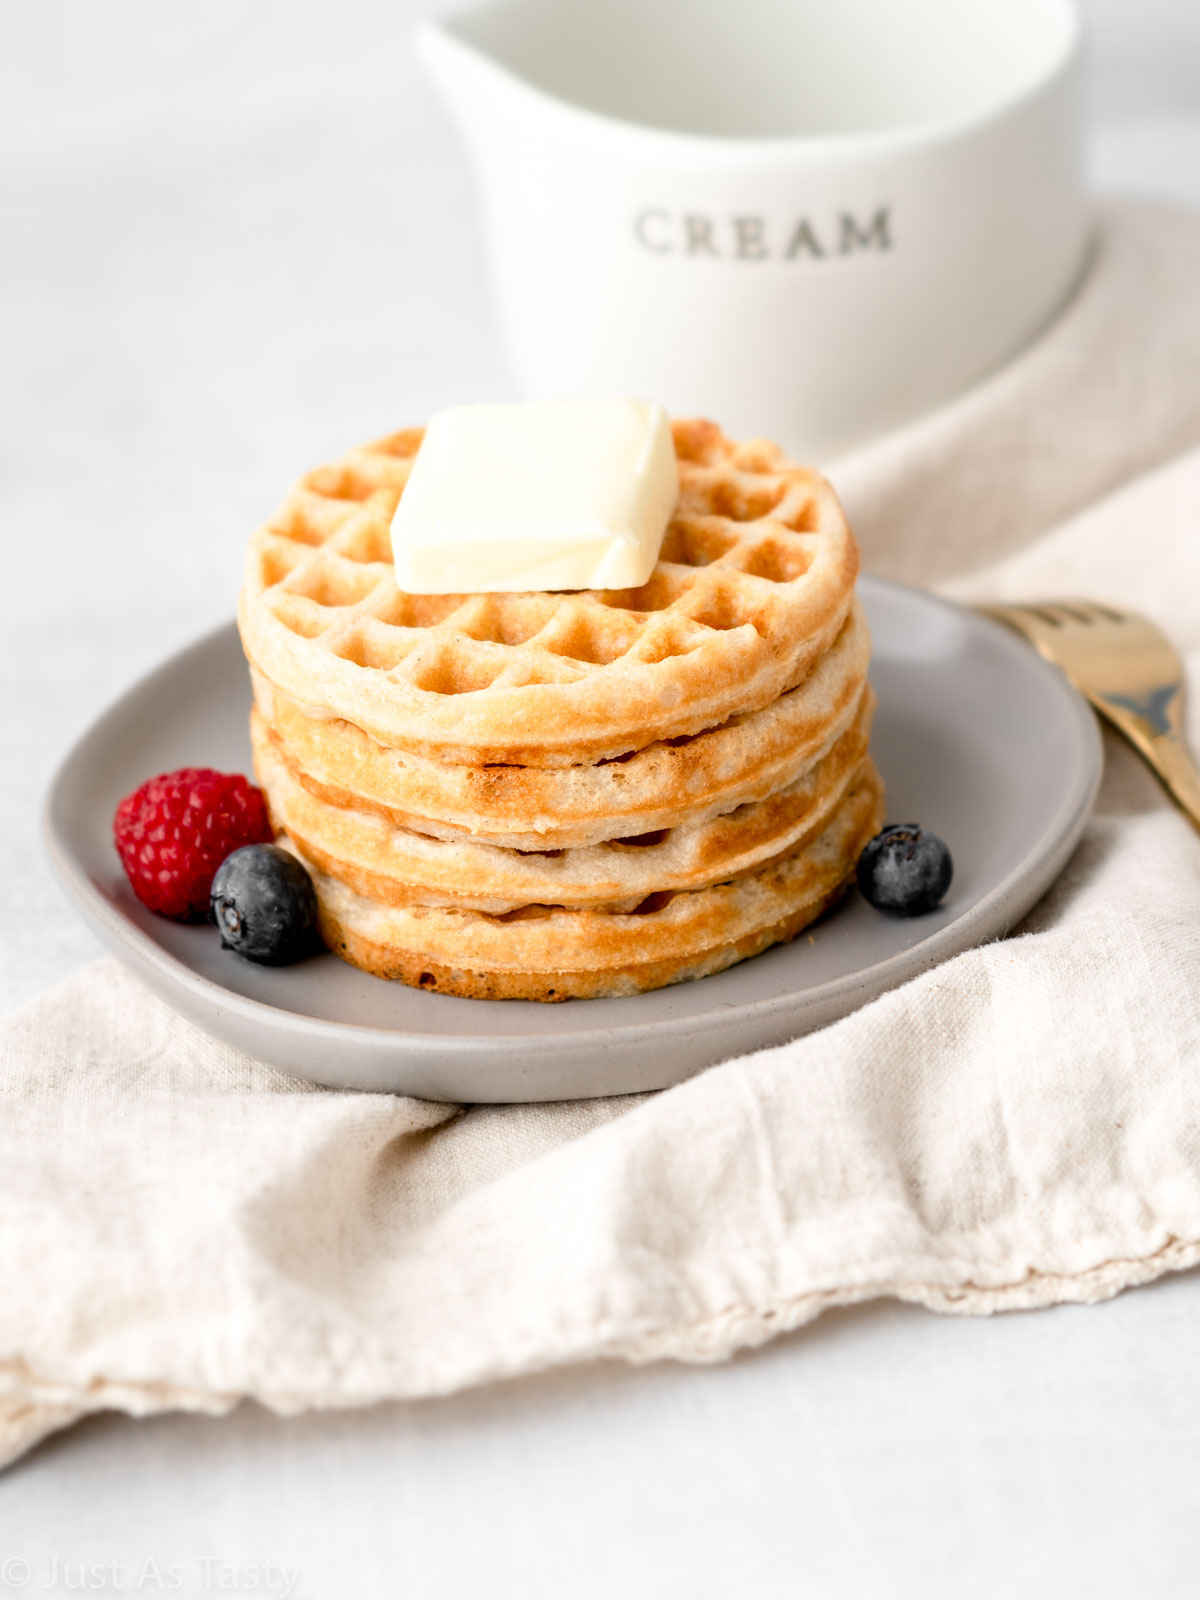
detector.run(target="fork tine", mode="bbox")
[1039,600,1136,627]
[983,603,1055,636]
[1040,602,1097,627]
[1022,604,1067,629]
[1079,601,1127,625]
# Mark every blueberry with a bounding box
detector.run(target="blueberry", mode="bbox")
[857,824,953,917]
[211,843,319,964]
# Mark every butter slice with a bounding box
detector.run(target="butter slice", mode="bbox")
[391,399,678,593]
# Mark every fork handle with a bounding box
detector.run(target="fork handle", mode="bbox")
[1106,710,1200,831]
[1092,694,1200,833]
[1147,731,1200,832]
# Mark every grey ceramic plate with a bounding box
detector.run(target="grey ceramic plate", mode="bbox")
[44,578,1101,1103]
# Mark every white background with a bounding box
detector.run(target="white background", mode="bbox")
[3,2,1200,1594]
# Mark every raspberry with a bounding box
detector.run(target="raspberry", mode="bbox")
[113,768,274,920]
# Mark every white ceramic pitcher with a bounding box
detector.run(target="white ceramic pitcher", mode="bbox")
[417,0,1087,461]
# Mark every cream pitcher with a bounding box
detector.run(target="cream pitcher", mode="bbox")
[417,0,1087,461]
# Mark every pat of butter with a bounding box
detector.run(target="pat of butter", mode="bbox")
[391,399,678,593]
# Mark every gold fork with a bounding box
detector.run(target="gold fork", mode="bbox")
[983,601,1200,831]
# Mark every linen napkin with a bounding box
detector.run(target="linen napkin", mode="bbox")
[4,196,1200,1470]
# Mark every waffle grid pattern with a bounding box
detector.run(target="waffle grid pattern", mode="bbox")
[240,420,858,762]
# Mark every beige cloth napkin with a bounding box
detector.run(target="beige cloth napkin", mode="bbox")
[5,197,1200,1470]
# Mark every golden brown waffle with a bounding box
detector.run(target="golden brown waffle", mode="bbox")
[252,598,871,849]
[286,760,884,1001]
[238,419,859,765]
[252,689,873,913]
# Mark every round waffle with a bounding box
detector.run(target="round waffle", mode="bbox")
[252,688,874,913]
[285,760,884,1001]
[238,419,859,765]
[252,598,871,849]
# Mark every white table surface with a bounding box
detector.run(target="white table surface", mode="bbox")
[4,2,1200,1594]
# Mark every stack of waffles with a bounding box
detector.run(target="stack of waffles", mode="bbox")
[238,420,884,1000]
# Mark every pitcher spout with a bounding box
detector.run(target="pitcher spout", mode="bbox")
[415,12,546,157]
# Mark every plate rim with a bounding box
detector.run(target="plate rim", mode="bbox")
[42,577,1103,1068]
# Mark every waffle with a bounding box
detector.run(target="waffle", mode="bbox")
[240,415,882,1001]
[287,760,885,1001]
[252,687,874,914]
[251,598,871,849]
[238,419,859,766]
